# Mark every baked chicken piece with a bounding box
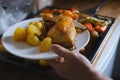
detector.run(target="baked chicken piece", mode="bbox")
[47,15,76,49]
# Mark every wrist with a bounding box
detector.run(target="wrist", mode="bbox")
[69,66,113,80]
[87,68,113,80]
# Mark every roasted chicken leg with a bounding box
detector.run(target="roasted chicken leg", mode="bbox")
[47,15,76,49]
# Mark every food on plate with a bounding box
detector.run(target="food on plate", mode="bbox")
[40,8,82,49]
[13,21,43,42]
[13,13,78,52]
[47,15,76,49]
[34,21,43,29]
[39,37,52,52]
[13,27,27,41]
[26,22,43,36]
[27,24,41,36]
[27,34,40,46]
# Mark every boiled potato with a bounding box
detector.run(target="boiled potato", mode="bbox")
[27,24,41,36]
[27,34,40,46]
[39,37,52,52]
[13,27,27,41]
[34,21,43,30]
[39,60,48,66]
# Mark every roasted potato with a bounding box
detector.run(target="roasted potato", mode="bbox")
[27,24,42,36]
[27,34,40,46]
[34,21,43,30]
[39,37,52,52]
[13,27,27,41]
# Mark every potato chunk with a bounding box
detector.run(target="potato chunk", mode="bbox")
[13,27,27,41]
[27,24,41,36]
[39,37,52,52]
[34,21,43,30]
[27,34,40,46]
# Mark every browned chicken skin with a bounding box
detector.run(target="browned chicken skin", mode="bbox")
[47,15,76,49]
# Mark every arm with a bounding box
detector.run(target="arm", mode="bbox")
[48,44,113,80]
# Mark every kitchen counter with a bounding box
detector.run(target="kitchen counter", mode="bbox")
[97,0,120,18]
[0,0,120,80]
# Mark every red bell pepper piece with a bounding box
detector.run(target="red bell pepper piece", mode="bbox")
[83,23,94,33]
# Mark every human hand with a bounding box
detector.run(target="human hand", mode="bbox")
[48,44,112,80]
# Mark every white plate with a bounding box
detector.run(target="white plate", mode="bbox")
[2,18,90,60]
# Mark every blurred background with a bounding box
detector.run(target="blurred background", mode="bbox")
[0,0,109,35]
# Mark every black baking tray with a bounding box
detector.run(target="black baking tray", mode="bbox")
[0,6,115,77]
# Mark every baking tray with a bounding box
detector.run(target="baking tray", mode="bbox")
[0,6,115,77]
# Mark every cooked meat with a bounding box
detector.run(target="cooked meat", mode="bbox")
[47,15,76,48]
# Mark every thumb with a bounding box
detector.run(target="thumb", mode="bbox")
[51,44,74,59]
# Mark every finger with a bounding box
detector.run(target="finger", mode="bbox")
[47,61,57,69]
[51,44,74,59]
[47,57,65,64]
[47,59,63,69]
[47,59,57,64]
[56,57,65,63]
